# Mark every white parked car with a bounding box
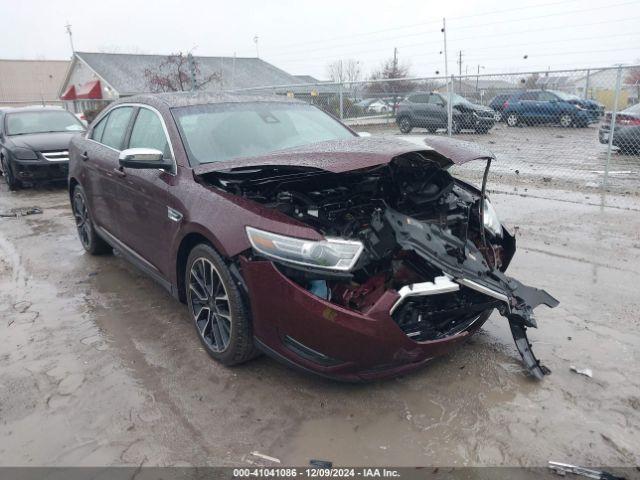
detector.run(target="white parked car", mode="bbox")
[367,100,390,114]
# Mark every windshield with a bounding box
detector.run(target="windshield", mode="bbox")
[5,110,85,135]
[623,103,640,114]
[449,93,474,106]
[173,102,355,165]
[552,91,575,101]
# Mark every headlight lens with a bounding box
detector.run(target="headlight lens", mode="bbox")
[12,148,38,160]
[246,226,363,271]
[483,199,503,238]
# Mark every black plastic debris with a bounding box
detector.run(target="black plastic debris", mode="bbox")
[0,206,43,218]
[309,459,333,469]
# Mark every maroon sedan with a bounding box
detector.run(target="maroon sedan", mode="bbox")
[68,93,558,381]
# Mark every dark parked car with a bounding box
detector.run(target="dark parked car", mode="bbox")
[599,103,640,154]
[69,92,557,381]
[488,93,516,122]
[501,90,600,128]
[396,92,496,134]
[0,106,85,190]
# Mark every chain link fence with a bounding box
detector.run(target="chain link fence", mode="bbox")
[230,65,640,194]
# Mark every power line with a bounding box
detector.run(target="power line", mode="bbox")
[259,0,636,56]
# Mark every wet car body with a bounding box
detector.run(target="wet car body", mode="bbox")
[396,92,495,134]
[0,106,85,189]
[68,92,557,381]
[598,103,640,154]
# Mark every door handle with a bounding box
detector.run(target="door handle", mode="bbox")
[80,152,89,161]
[112,167,126,178]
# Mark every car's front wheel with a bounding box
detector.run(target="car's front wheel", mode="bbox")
[186,243,257,365]
[506,113,519,127]
[559,113,574,128]
[398,117,413,134]
[72,185,112,255]
[2,157,21,191]
[494,111,502,122]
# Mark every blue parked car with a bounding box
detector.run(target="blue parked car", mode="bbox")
[502,90,601,128]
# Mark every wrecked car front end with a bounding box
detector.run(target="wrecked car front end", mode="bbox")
[196,137,559,381]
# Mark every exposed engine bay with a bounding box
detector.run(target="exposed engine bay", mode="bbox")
[200,151,559,379]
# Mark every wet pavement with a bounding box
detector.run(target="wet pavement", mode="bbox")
[0,181,639,467]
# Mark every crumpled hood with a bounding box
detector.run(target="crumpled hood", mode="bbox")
[193,136,495,175]
[6,132,79,152]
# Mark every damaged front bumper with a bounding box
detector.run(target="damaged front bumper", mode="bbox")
[383,207,559,379]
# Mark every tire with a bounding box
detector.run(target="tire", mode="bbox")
[398,117,413,134]
[71,185,112,255]
[2,157,21,191]
[186,243,257,365]
[494,111,502,122]
[381,107,388,113]
[506,113,519,127]
[559,113,574,128]
[451,119,461,134]
[427,127,438,134]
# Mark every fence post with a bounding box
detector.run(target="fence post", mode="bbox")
[447,74,454,136]
[584,69,590,99]
[339,83,344,120]
[603,66,623,189]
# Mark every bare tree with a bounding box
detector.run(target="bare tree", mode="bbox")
[366,57,416,110]
[144,52,220,93]
[326,59,361,84]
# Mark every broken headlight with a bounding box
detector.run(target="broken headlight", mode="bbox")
[483,198,503,238]
[246,226,364,271]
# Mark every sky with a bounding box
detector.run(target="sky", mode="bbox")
[1,0,639,81]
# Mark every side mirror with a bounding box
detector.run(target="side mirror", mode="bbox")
[357,132,372,137]
[119,148,172,170]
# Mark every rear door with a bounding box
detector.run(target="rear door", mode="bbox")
[537,91,561,123]
[427,94,449,127]
[516,91,539,122]
[406,94,431,126]
[115,106,175,277]
[83,106,134,237]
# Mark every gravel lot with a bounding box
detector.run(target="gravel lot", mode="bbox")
[0,175,639,468]
[360,122,640,193]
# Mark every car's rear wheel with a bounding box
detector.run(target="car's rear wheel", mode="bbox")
[2,158,21,191]
[451,119,461,134]
[559,113,574,128]
[398,117,413,134]
[72,186,112,255]
[506,113,519,127]
[186,244,257,365]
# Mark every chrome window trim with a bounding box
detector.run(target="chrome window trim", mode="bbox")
[86,103,177,176]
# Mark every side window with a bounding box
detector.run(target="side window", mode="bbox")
[128,108,171,158]
[538,91,557,102]
[409,94,429,104]
[91,114,108,142]
[428,94,445,105]
[101,107,133,150]
[520,92,537,101]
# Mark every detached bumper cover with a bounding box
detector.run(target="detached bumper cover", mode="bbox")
[384,207,559,379]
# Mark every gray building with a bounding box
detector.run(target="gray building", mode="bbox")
[58,51,303,115]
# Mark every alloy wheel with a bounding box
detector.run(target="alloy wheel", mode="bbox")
[188,257,232,353]
[506,114,518,127]
[72,192,92,249]
[559,114,573,128]
[399,117,412,133]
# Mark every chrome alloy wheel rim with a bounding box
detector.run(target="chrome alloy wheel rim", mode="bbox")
[188,257,232,352]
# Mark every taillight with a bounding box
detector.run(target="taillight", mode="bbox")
[616,115,640,126]
[503,100,509,109]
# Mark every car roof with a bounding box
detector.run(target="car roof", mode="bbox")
[114,91,304,109]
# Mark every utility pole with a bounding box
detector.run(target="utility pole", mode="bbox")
[187,53,197,91]
[65,22,74,55]
[253,35,260,58]
[393,47,398,74]
[457,50,463,91]
[442,18,452,136]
